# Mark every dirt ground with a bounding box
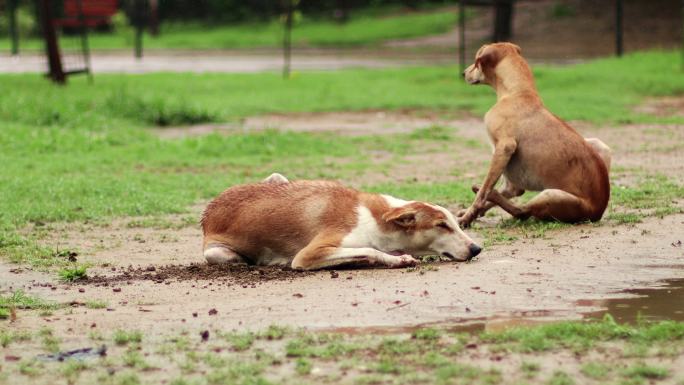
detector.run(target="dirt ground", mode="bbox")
[3,108,684,338]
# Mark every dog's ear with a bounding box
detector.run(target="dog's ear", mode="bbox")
[383,206,417,228]
[476,46,501,71]
[509,43,522,54]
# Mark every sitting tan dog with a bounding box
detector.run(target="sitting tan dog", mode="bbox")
[202,173,482,270]
[459,43,611,227]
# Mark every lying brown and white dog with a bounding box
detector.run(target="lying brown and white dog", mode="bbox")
[201,173,481,270]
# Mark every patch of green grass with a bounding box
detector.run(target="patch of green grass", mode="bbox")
[61,360,89,384]
[223,331,256,351]
[115,371,142,385]
[580,362,610,380]
[480,315,684,353]
[259,325,289,340]
[113,330,143,346]
[377,338,418,356]
[295,357,313,375]
[3,52,684,131]
[622,363,669,380]
[547,371,574,385]
[580,362,610,379]
[412,328,441,341]
[85,300,108,309]
[0,290,59,319]
[606,212,643,224]
[521,361,541,379]
[374,357,404,374]
[434,363,482,383]
[39,327,61,353]
[366,182,474,208]
[58,265,88,282]
[1,7,459,51]
[286,333,360,358]
[408,125,455,141]
[0,329,32,347]
[18,359,43,377]
[122,350,152,369]
[611,175,684,214]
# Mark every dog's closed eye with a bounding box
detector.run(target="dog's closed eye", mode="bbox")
[436,222,452,231]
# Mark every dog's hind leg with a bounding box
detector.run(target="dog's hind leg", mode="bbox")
[487,188,595,223]
[585,138,612,172]
[204,244,245,265]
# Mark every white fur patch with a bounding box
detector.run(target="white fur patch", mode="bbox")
[341,206,378,248]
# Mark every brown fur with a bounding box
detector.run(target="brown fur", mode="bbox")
[202,181,358,263]
[202,179,480,270]
[459,43,611,226]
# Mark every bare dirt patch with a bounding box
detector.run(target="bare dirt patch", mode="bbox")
[155,110,479,139]
[635,95,684,118]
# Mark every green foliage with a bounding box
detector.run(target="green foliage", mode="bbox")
[412,328,441,341]
[295,358,312,375]
[259,325,289,340]
[0,8,458,50]
[113,330,144,346]
[39,327,61,353]
[223,331,256,351]
[622,363,669,380]
[547,371,574,385]
[2,52,684,131]
[85,300,108,309]
[0,328,31,347]
[58,265,88,282]
[0,290,58,319]
[521,361,540,379]
[480,315,684,352]
[581,362,610,380]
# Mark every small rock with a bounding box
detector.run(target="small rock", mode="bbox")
[78,288,85,293]
[208,308,218,316]
[200,330,210,342]
[293,293,304,298]
[330,271,339,279]
[146,265,156,272]
[192,312,198,318]
[112,288,121,293]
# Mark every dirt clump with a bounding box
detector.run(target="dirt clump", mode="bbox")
[81,262,314,286]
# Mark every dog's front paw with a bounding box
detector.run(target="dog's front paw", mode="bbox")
[458,209,477,228]
[387,254,418,268]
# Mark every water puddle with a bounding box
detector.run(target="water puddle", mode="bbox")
[324,277,684,335]
[578,277,684,323]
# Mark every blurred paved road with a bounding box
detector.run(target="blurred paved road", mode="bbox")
[0,49,458,74]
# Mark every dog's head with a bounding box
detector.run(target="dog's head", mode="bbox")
[382,202,482,261]
[463,42,522,85]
